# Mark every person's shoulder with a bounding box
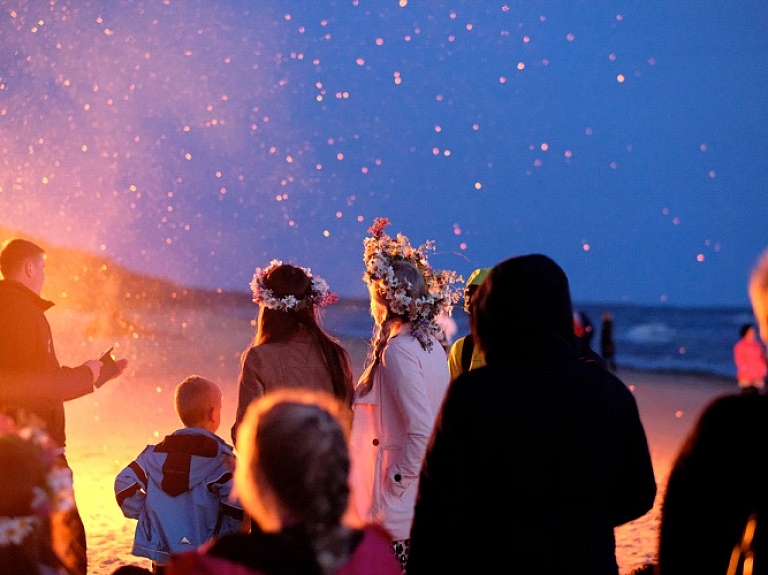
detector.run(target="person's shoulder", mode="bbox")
[363,522,395,541]
[571,360,637,401]
[0,279,50,308]
[701,391,768,418]
[179,427,235,450]
[342,524,403,574]
[387,330,443,353]
[169,549,263,575]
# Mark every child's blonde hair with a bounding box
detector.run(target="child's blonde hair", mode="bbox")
[174,375,221,427]
[235,389,351,575]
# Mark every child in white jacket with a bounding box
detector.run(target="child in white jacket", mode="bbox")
[115,375,242,573]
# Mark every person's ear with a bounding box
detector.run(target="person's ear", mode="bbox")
[22,258,34,278]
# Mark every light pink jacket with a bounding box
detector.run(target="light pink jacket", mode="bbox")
[349,324,450,541]
[734,338,767,384]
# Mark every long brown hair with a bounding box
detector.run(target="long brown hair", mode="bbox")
[255,264,353,405]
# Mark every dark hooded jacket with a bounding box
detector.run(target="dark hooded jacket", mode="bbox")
[408,254,656,575]
[0,279,93,447]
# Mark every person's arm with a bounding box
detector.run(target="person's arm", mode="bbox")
[339,346,355,407]
[609,383,657,526]
[379,344,437,495]
[114,455,149,519]
[408,375,472,574]
[447,338,463,381]
[0,366,94,402]
[231,347,265,444]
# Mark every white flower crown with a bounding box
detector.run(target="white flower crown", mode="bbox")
[363,217,463,351]
[250,259,338,312]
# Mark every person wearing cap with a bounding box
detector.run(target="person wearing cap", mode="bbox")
[447,267,492,380]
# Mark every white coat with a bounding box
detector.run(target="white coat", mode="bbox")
[349,324,450,541]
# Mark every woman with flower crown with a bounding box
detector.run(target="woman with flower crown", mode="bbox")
[231,261,354,443]
[348,218,462,571]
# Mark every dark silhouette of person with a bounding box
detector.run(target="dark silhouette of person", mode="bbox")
[658,393,768,574]
[601,312,617,372]
[408,254,656,575]
[0,238,128,574]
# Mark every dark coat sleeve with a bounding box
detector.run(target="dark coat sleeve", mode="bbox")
[0,367,94,402]
[608,380,657,526]
[408,376,473,574]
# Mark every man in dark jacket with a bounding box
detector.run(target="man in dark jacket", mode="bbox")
[0,237,128,574]
[408,254,656,575]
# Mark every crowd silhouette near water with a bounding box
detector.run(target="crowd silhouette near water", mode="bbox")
[2,226,768,574]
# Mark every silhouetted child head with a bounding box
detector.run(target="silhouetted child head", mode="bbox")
[235,389,349,528]
[174,376,222,433]
[234,389,352,574]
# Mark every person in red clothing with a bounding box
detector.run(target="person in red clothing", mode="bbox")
[733,323,767,394]
[168,389,401,575]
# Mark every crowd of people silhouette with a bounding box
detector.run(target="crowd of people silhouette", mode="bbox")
[2,230,768,574]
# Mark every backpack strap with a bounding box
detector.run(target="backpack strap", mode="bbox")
[461,334,474,374]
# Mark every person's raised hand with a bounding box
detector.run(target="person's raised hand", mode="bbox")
[114,358,129,377]
[83,359,102,384]
[92,355,128,389]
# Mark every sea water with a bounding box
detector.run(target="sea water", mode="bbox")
[318,299,756,380]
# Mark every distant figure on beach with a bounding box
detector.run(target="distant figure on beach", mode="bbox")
[349,218,461,571]
[658,248,768,574]
[733,323,767,394]
[407,254,657,575]
[115,376,241,574]
[0,413,77,575]
[0,237,128,575]
[447,266,492,380]
[573,309,596,356]
[231,260,354,443]
[573,309,606,367]
[167,389,402,575]
[601,311,618,372]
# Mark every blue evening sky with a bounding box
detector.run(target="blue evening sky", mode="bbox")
[1,1,766,306]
